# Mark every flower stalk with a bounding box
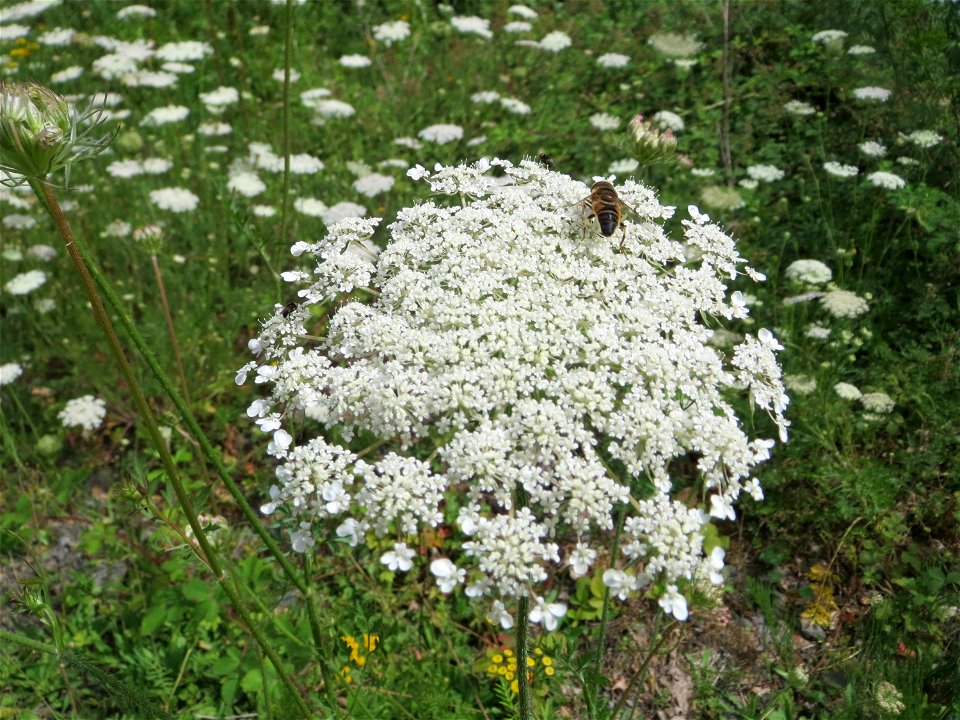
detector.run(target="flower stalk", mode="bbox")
[78,209,338,705]
[30,179,313,717]
[514,595,533,720]
[148,251,191,406]
[0,75,321,712]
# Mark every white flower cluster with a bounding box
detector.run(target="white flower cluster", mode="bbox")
[59,395,107,432]
[784,259,832,285]
[238,159,788,624]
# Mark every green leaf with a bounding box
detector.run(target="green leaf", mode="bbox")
[140,605,168,636]
[240,669,262,693]
[182,578,211,602]
[209,654,240,676]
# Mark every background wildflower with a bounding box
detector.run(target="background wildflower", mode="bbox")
[867,171,906,190]
[58,394,107,432]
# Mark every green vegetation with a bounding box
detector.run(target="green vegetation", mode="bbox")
[1,0,957,718]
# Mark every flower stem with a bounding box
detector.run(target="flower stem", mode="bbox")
[585,500,627,718]
[0,630,171,719]
[0,628,55,655]
[32,180,314,718]
[149,254,191,406]
[515,594,533,720]
[76,228,333,659]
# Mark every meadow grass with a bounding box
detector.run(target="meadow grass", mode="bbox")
[1,1,958,718]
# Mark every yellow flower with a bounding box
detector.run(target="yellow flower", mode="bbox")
[545,667,555,676]
[541,656,554,667]
[526,657,536,668]
[510,679,519,693]
[362,633,379,652]
[491,653,503,664]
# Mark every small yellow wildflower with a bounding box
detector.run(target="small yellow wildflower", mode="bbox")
[526,657,536,668]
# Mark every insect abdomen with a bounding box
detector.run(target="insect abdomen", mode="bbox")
[596,208,620,236]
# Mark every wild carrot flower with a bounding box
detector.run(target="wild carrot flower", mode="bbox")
[860,140,886,157]
[451,16,493,39]
[746,164,785,182]
[149,187,199,213]
[648,32,703,57]
[589,112,620,131]
[834,382,862,400]
[811,29,848,44]
[783,100,816,116]
[418,123,463,144]
[0,362,24,385]
[58,395,107,432]
[508,5,538,19]
[372,20,411,46]
[339,54,372,68]
[239,159,788,624]
[597,53,630,68]
[821,288,869,317]
[4,269,46,295]
[853,86,892,102]
[784,259,832,285]
[823,161,859,178]
[538,31,571,52]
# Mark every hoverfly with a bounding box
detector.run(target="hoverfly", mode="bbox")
[536,152,554,170]
[578,180,641,250]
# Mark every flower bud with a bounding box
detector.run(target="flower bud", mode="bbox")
[0,80,115,185]
[627,113,677,165]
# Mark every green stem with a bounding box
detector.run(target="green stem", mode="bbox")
[0,628,56,655]
[32,180,313,719]
[610,611,670,718]
[149,254,191,407]
[0,410,26,471]
[586,500,628,719]
[77,222,335,707]
[83,236,324,605]
[304,553,339,711]
[515,595,533,720]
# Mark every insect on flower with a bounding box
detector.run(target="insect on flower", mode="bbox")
[536,152,553,169]
[577,180,642,250]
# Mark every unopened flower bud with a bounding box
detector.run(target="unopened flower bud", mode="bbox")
[627,113,677,165]
[0,81,115,185]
